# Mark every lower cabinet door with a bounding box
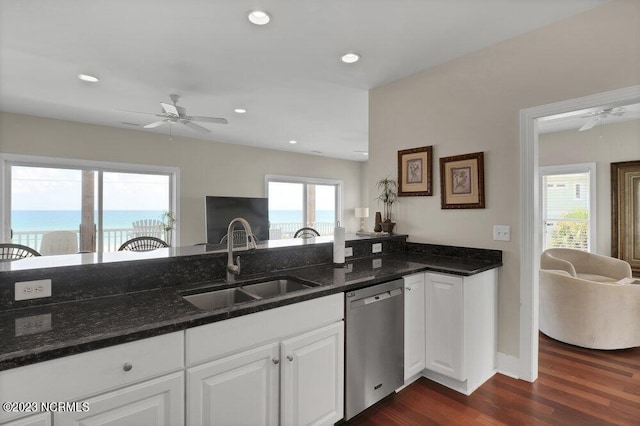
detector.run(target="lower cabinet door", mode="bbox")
[187,343,280,426]
[54,372,183,426]
[2,412,51,426]
[404,273,426,380]
[280,321,344,426]
[425,273,465,380]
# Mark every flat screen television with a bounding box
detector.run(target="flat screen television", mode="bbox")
[205,196,270,245]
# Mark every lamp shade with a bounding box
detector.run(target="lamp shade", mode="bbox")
[354,207,369,218]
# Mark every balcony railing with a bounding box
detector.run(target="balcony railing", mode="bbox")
[11,222,336,255]
[13,228,135,253]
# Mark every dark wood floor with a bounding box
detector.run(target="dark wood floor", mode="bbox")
[347,333,640,425]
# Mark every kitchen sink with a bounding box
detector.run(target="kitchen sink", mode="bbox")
[183,288,259,311]
[182,277,317,311]
[240,279,313,298]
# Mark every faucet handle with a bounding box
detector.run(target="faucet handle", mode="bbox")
[236,255,241,274]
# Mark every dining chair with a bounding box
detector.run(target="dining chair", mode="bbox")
[40,230,79,255]
[0,243,41,260]
[118,236,169,252]
[294,227,320,239]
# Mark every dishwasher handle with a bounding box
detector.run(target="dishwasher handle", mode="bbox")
[349,287,403,310]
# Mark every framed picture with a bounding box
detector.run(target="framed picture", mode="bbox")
[397,146,433,196]
[439,151,485,209]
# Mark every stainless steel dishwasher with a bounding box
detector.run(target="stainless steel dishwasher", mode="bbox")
[345,279,404,420]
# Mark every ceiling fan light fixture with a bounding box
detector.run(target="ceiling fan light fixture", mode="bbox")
[341,53,360,64]
[78,73,99,83]
[234,108,247,114]
[248,10,270,25]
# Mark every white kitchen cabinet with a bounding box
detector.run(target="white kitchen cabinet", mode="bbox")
[403,273,426,381]
[1,413,50,426]
[187,343,279,426]
[54,372,184,426]
[0,332,184,426]
[186,294,344,426]
[423,270,497,395]
[281,322,344,426]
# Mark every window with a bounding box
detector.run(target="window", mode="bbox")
[265,175,342,239]
[540,163,596,252]
[1,155,178,254]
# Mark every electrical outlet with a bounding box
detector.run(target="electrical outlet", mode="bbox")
[15,314,52,336]
[372,258,382,268]
[493,225,511,242]
[372,243,382,254]
[15,279,52,301]
[345,247,353,257]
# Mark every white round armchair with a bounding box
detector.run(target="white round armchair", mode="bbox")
[540,248,639,350]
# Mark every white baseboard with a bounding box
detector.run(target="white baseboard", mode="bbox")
[496,352,520,379]
[396,372,423,392]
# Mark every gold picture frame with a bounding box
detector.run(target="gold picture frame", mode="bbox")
[397,146,433,197]
[439,151,485,209]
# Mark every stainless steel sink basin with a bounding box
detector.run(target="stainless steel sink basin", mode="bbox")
[240,279,312,298]
[183,277,317,311]
[183,288,258,311]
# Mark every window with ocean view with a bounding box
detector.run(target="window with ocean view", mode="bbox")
[266,176,342,239]
[5,157,177,255]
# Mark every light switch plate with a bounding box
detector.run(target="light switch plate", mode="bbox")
[493,225,511,242]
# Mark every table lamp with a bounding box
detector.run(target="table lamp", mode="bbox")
[354,207,369,232]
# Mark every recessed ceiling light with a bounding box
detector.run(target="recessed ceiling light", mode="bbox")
[78,73,99,82]
[234,108,247,114]
[341,53,360,64]
[289,140,297,144]
[248,10,270,25]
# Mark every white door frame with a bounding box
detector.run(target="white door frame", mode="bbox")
[519,85,640,382]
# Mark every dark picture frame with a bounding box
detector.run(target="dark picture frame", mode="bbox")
[439,151,485,209]
[611,160,640,276]
[397,146,433,197]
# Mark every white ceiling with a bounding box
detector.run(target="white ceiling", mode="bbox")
[538,103,640,134]
[0,0,609,161]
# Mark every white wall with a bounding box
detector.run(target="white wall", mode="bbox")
[0,112,363,244]
[540,119,640,256]
[368,0,640,357]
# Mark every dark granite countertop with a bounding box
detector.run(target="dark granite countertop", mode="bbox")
[0,252,501,371]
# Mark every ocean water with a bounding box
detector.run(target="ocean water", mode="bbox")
[11,210,336,231]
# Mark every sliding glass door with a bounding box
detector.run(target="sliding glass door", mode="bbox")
[4,157,177,255]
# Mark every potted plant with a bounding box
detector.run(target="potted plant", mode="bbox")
[376,176,398,233]
[160,210,176,246]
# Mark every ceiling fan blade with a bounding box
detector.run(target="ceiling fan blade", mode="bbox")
[579,117,600,131]
[189,116,228,124]
[161,102,180,117]
[144,120,167,129]
[182,121,211,133]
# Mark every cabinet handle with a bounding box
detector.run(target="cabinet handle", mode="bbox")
[406,286,412,291]
[287,355,294,362]
[123,362,133,372]
[272,358,280,365]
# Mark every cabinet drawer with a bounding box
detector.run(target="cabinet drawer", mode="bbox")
[186,293,344,366]
[0,332,183,423]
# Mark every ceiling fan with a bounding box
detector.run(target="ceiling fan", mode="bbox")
[578,107,625,131]
[122,94,228,134]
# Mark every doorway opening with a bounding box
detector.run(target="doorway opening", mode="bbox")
[519,85,640,382]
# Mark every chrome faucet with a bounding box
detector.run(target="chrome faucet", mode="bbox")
[226,217,257,282]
